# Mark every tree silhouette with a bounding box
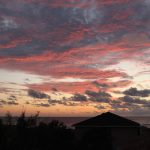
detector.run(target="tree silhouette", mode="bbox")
[5,112,12,126]
[27,111,39,127]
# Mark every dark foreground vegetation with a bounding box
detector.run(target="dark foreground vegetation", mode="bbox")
[0,112,150,150]
[0,112,114,150]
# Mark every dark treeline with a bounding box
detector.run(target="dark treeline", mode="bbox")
[0,112,113,150]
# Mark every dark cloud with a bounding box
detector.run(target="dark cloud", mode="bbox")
[70,93,87,102]
[7,101,18,105]
[109,99,138,110]
[0,100,7,105]
[28,89,50,99]
[0,99,18,106]
[48,99,80,106]
[119,96,150,105]
[111,102,127,109]
[85,90,111,103]
[8,95,17,101]
[34,103,50,107]
[48,99,64,105]
[94,87,150,114]
[92,81,108,88]
[106,95,150,111]
[123,87,150,97]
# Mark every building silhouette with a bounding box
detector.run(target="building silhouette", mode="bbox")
[73,112,141,150]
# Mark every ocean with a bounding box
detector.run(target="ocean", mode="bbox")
[127,116,150,128]
[1,116,150,128]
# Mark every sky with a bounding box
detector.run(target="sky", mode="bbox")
[0,0,150,116]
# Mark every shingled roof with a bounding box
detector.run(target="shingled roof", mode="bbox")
[73,112,140,127]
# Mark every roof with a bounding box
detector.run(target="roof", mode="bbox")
[73,112,140,127]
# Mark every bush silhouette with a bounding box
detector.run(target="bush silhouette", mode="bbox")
[0,112,75,150]
[5,112,12,126]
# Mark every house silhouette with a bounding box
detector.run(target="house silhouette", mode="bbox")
[72,112,147,150]
[73,112,141,140]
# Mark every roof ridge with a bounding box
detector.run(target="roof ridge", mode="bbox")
[72,112,140,127]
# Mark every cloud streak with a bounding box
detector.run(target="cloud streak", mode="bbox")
[123,87,150,97]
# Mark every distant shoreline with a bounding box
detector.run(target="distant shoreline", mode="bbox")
[0,116,150,128]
